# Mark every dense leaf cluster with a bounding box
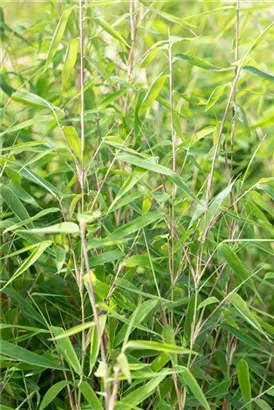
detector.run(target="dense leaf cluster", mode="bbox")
[0,1,273,409]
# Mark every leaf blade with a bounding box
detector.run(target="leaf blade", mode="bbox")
[44,6,76,72]
[39,381,69,410]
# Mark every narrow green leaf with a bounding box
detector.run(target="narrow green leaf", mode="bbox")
[62,37,79,87]
[1,288,46,326]
[79,381,103,410]
[117,352,132,384]
[39,381,69,410]
[1,184,31,224]
[219,244,255,290]
[6,165,62,197]
[90,250,123,267]
[1,115,53,136]
[179,126,216,149]
[49,322,95,340]
[206,83,229,111]
[123,254,165,274]
[100,88,127,108]
[180,367,211,410]
[115,300,159,347]
[117,153,198,202]
[8,182,40,208]
[139,75,168,115]
[229,293,263,333]
[257,179,274,200]
[256,399,272,410]
[55,245,66,272]
[21,222,79,234]
[44,6,76,72]
[88,211,163,248]
[162,325,177,366]
[0,323,48,333]
[3,207,59,234]
[51,326,82,375]
[12,91,60,112]
[151,353,170,372]
[107,211,162,240]
[108,168,146,212]
[176,53,218,70]
[77,210,101,224]
[116,375,166,408]
[0,340,65,370]
[205,378,231,398]
[244,65,274,83]
[89,315,106,374]
[69,193,83,217]
[248,190,274,217]
[126,340,196,355]
[198,297,219,310]
[142,198,152,214]
[237,359,251,409]
[63,126,82,161]
[184,295,196,345]
[94,17,130,48]
[140,48,161,68]
[1,241,52,290]
[221,324,268,353]
[202,182,234,229]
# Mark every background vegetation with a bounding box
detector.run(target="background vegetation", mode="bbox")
[0,1,274,409]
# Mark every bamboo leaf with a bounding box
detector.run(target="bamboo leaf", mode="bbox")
[244,65,274,83]
[88,211,163,248]
[1,184,31,223]
[180,367,211,410]
[219,244,255,291]
[21,222,80,234]
[126,340,196,355]
[0,115,53,136]
[79,381,103,410]
[39,381,69,410]
[12,91,61,112]
[62,37,80,87]
[237,359,252,409]
[139,75,168,115]
[90,250,124,267]
[89,315,106,374]
[3,207,59,234]
[115,300,159,347]
[176,53,219,70]
[94,17,130,48]
[198,297,219,310]
[1,241,52,290]
[117,153,198,202]
[256,399,272,410]
[6,165,63,197]
[44,6,76,72]
[49,322,96,340]
[117,352,132,384]
[115,375,166,408]
[229,293,263,334]
[63,126,82,161]
[206,83,230,111]
[0,340,65,370]
[51,326,82,375]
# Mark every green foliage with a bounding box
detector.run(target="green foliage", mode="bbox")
[1,1,274,409]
